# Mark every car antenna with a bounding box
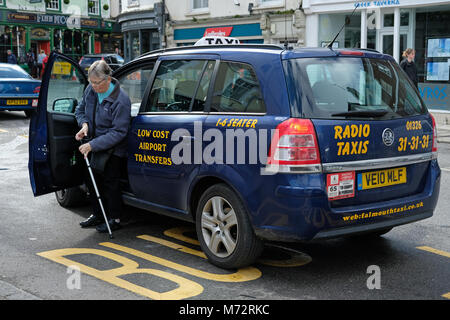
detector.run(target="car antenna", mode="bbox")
[283,0,289,49]
[327,2,359,49]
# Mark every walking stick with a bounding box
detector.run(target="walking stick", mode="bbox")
[81,140,113,239]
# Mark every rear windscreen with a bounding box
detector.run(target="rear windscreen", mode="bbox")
[284,57,427,119]
[81,57,101,64]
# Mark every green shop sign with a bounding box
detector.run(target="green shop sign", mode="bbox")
[3,11,112,31]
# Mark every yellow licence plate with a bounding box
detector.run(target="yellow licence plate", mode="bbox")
[357,167,407,190]
[7,99,28,105]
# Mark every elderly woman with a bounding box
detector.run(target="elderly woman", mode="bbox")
[74,60,131,233]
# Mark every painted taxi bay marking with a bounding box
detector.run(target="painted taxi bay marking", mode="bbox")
[416,246,450,299]
[37,226,312,299]
[161,226,313,268]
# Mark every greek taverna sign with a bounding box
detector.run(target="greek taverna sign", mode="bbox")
[355,0,401,8]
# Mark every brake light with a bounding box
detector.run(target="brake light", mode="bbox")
[338,50,364,56]
[33,86,40,94]
[267,119,321,173]
[430,113,438,153]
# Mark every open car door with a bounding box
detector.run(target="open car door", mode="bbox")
[28,52,88,196]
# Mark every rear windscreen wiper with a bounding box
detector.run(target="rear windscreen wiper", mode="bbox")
[331,110,389,118]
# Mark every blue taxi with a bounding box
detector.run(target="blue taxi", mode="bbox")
[28,43,440,269]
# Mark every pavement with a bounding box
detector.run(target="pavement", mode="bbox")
[431,111,450,144]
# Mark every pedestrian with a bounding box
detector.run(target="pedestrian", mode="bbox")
[7,50,17,64]
[37,50,47,79]
[26,49,36,78]
[41,55,48,78]
[400,48,418,88]
[74,60,131,233]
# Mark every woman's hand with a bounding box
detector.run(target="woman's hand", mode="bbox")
[75,123,89,141]
[79,143,92,158]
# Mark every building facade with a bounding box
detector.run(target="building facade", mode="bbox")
[165,0,305,48]
[303,0,450,112]
[0,0,116,65]
[117,0,162,62]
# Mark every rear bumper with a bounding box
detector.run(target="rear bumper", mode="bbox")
[253,160,441,242]
[313,211,432,239]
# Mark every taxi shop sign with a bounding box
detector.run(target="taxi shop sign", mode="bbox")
[204,27,233,37]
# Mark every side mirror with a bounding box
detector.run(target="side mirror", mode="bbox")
[53,98,78,113]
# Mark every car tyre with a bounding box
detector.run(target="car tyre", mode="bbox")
[55,187,86,208]
[195,183,263,269]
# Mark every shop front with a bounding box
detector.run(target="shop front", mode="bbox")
[170,20,264,47]
[0,10,114,68]
[303,0,450,112]
[118,10,161,62]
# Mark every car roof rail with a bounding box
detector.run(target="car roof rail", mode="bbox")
[137,44,285,59]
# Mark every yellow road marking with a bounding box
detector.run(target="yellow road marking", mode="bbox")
[38,248,203,300]
[161,226,312,268]
[416,246,450,259]
[138,234,206,259]
[164,226,199,245]
[101,241,262,282]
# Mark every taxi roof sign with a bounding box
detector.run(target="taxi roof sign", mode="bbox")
[194,36,241,46]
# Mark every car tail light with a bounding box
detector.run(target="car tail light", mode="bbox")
[33,86,40,94]
[430,113,438,153]
[79,57,83,64]
[266,118,321,173]
[338,50,364,56]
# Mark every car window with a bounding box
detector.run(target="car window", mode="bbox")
[192,60,215,112]
[48,57,86,113]
[284,57,427,119]
[115,55,124,64]
[109,56,118,64]
[145,60,209,113]
[80,57,101,64]
[117,63,155,117]
[0,65,31,79]
[211,62,266,113]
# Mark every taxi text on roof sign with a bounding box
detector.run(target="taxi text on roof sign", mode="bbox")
[194,36,241,46]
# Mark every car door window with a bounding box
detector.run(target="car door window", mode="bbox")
[117,63,155,117]
[145,60,209,113]
[48,57,86,113]
[211,62,266,113]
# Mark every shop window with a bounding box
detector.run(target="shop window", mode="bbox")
[383,12,409,27]
[319,13,362,49]
[211,62,266,114]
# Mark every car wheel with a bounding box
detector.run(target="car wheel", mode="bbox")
[55,187,86,208]
[195,183,263,269]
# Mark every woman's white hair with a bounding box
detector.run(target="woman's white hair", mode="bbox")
[88,60,112,79]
